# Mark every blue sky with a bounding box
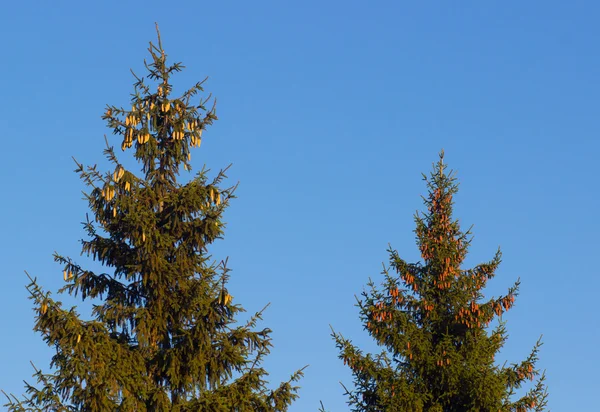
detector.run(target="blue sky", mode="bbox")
[1,1,598,410]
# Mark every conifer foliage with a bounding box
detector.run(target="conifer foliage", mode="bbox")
[5,27,303,411]
[332,152,548,411]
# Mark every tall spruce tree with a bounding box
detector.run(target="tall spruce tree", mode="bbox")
[4,27,303,411]
[332,152,548,411]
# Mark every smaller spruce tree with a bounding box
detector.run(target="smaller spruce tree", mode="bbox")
[4,26,304,411]
[332,151,548,411]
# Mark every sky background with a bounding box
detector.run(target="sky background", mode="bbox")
[1,1,599,410]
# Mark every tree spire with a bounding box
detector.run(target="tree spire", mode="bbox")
[332,151,548,411]
[5,28,304,411]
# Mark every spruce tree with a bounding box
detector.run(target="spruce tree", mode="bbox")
[4,27,303,411]
[332,152,548,411]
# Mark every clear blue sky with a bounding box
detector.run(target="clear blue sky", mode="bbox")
[1,1,598,410]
